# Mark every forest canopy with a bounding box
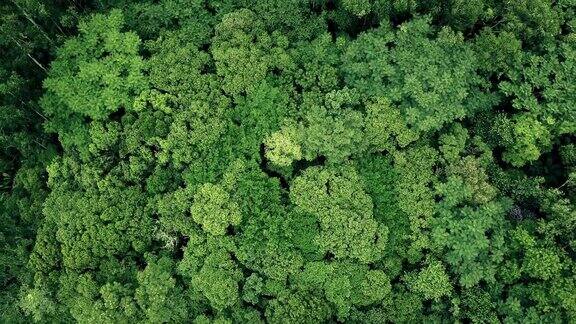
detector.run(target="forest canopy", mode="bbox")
[1,0,576,323]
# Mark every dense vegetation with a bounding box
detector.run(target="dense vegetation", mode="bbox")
[1,0,576,322]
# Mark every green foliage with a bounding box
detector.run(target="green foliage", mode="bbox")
[495,38,576,166]
[135,255,188,322]
[290,166,387,263]
[407,260,452,301]
[43,9,147,121]
[191,183,241,236]
[20,287,57,322]
[2,1,576,323]
[264,124,303,167]
[343,17,494,140]
[192,250,243,311]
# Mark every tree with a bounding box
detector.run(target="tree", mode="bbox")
[191,183,241,236]
[135,255,188,322]
[4,1,576,323]
[406,260,452,301]
[42,9,147,121]
[290,165,388,263]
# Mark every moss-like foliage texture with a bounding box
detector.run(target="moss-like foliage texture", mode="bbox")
[2,0,576,323]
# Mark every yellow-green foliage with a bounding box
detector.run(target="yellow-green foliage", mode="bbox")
[1,1,576,323]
